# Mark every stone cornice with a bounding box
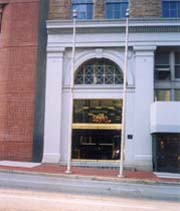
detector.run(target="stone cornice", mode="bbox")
[47,19,180,34]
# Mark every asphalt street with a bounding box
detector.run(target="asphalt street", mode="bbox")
[0,188,179,211]
[0,172,179,201]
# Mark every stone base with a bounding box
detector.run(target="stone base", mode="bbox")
[42,153,61,163]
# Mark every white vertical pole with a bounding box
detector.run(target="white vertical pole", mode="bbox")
[65,10,77,174]
[118,9,129,178]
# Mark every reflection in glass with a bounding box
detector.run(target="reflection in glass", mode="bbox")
[175,89,180,101]
[73,100,122,123]
[72,99,122,160]
[72,0,93,20]
[153,133,180,173]
[155,90,171,101]
[106,0,128,19]
[72,129,121,160]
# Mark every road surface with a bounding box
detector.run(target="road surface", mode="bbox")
[0,172,179,210]
[0,188,179,211]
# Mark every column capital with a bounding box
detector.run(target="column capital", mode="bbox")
[47,46,65,53]
[134,45,157,57]
[47,46,65,58]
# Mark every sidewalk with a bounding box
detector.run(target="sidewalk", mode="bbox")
[0,162,180,185]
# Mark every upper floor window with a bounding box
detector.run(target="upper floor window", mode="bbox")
[74,59,123,85]
[154,51,180,101]
[155,52,170,81]
[162,0,180,18]
[106,0,128,19]
[72,0,93,20]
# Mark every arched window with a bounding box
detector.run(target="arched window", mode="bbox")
[74,59,123,85]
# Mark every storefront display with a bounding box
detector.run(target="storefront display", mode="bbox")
[72,99,122,160]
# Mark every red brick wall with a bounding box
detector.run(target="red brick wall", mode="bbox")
[0,0,40,161]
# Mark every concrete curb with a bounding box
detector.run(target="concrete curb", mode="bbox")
[0,168,180,186]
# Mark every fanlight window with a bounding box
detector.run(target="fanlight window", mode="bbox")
[74,59,123,85]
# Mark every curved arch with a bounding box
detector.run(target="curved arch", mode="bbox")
[71,49,133,85]
[74,50,124,74]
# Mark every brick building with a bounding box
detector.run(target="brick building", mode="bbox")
[44,0,180,174]
[0,0,48,162]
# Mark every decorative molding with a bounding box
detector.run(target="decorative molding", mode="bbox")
[133,45,157,51]
[64,49,134,85]
[134,45,157,57]
[47,47,65,59]
[95,48,103,58]
[47,19,180,34]
[47,46,65,53]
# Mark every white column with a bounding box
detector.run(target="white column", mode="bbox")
[43,47,65,163]
[133,46,156,171]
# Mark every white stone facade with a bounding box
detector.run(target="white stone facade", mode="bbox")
[43,19,180,171]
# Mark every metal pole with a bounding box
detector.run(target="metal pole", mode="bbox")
[65,9,77,174]
[118,9,129,178]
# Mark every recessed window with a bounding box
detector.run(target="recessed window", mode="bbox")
[106,0,128,19]
[72,0,93,20]
[74,59,123,85]
[154,51,180,101]
[162,0,180,18]
[155,52,170,81]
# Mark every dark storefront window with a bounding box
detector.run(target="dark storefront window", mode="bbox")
[72,130,121,160]
[72,99,122,160]
[153,133,180,173]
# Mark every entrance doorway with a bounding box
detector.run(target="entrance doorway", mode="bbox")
[72,99,122,160]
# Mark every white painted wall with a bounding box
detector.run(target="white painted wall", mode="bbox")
[43,47,64,163]
[132,46,155,171]
[151,102,180,133]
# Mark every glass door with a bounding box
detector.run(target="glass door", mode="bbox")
[72,99,122,160]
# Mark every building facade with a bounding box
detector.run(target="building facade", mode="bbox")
[0,0,179,174]
[43,0,180,173]
[0,0,48,162]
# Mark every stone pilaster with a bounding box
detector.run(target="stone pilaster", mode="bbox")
[43,47,65,163]
[133,46,156,171]
[130,0,162,18]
